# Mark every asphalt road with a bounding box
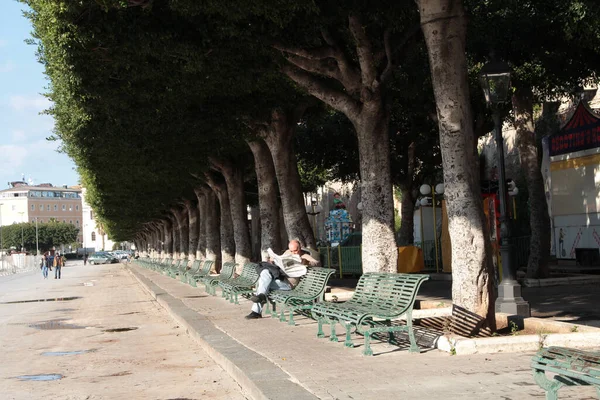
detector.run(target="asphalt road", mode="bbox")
[0,260,247,400]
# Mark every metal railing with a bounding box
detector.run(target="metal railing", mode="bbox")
[318,235,532,277]
[0,254,41,276]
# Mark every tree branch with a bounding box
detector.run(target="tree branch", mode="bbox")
[273,43,335,60]
[285,55,341,82]
[281,65,361,118]
[348,14,377,88]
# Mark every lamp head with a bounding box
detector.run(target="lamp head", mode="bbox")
[419,184,432,196]
[479,59,511,106]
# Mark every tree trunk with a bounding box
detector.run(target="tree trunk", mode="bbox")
[398,142,417,246]
[184,199,199,262]
[250,205,262,260]
[247,138,283,259]
[211,159,252,267]
[419,0,496,331]
[352,107,398,273]
[199,187,221,271]
[398,186,415,246]
[194,188,207,261]
[174,206,189,259]
[513,85,551,278]
[205,174,235,265]
[263,109,316,249]
[169,213,180,259]
[163,218,173,258]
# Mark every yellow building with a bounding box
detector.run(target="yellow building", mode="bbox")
[0,181,83,242]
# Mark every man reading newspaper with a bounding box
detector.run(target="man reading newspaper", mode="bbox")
[245,239,320,319]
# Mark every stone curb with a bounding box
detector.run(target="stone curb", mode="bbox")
[437,331,600,355]
[127,266,318,400]
[520,275,600,287]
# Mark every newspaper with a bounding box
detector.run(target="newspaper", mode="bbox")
[267,248,307,278]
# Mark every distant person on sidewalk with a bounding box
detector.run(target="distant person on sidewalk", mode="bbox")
[40,253,49,279]
[53,252,64,279]
[83,253,88,265]
[246,240,320,320]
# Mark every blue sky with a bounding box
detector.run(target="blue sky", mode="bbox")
[0,1,79,189]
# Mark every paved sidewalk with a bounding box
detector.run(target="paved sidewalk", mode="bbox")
[128,264,598,400]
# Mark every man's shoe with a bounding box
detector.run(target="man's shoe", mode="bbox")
[245,312,262,319]
[250,293,267,304]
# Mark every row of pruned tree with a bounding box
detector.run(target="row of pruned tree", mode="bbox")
[23,0,600,332]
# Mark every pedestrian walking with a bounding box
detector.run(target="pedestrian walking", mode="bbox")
[53,252,64,279]
[84,253,88,266]
[40,253,49,279]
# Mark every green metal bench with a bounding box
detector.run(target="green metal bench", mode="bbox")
[167,259,188,278]
[188,260,215,286]
[180,260,200,282]
[268,267,335,326]
[218,263,260,304]
[532,346,600,399]
[150,258,169,272]
[311,273,429,356]
[161,258,178,274]
[200,262,236,295]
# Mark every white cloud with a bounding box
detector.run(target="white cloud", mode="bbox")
[9,94,52,112]
[11,130,26,142]
[0,144,28,175]
[0,139,62,179]
[0,60,15,73]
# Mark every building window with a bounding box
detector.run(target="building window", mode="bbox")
[31,204,35,211]
[91,232,96,242]
[47,205,50,211]
[76,220,80,225]
[39,204,43,210]
[76,205,79,211]
[54,204,58,211]
[62,205,66,211]
[69,205,72,211]
[63,219,66,223]
[90,210,94,220]
[69,220,72,224]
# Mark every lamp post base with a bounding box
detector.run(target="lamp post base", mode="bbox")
[496,280,530,317]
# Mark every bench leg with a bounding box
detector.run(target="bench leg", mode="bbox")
[329,320,338,342]
[234,293,240,305]
[287,307,297,326]
[279,305,287,322]
[343,322,354,348]
[386,319,394,344]
[532,369,563,400]
[363,332,373,356]
[317,318,325,338]
[406,309,420,353]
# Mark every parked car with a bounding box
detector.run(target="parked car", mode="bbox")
[111,250,129,260]
[88,252,118,265]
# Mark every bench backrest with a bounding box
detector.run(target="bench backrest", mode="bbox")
[179,259,189,269]
[238,262,260,283]
[533,347,600,380]
[188,260,200,273]
[199,260,214,275]
[218,262,237,279]
[292,268,336,298]
[348,273,429,315]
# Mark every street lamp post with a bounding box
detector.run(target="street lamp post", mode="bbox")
[306,199,324,240]
[18,211,24,253]
[0,202,3,255]
[35,217,39,255]
[479,58,530,316]
[419,183,445,273]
